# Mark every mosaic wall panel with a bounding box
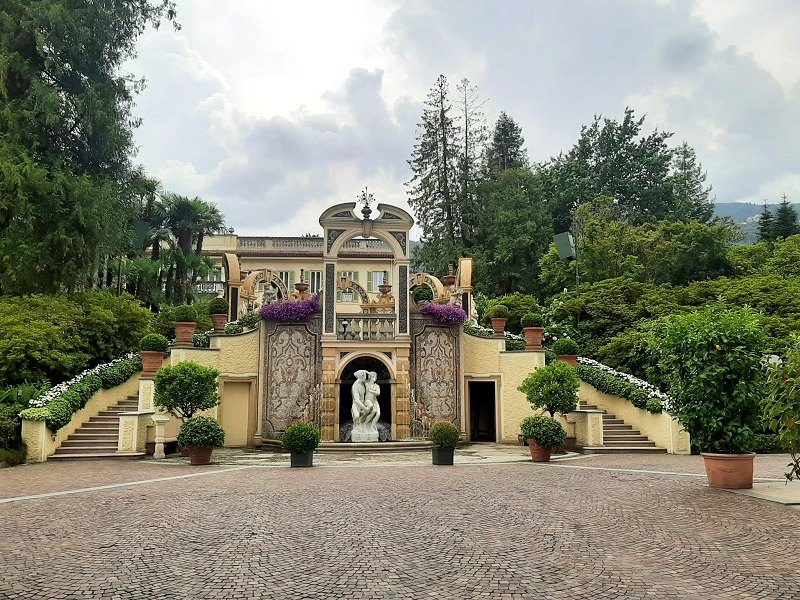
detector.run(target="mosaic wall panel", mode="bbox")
[410,316,460,437]
[263,320,322,437]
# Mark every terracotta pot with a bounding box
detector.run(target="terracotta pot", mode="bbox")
[701,452,755,489]
[174,321,197,348]
[527,440,552,463]
[139,351,165,378]
[490,317,507,336]
[211,313,227,333]
[188,446,213,466]
[522,327,544,350]
[179,445,190,457]
[558,354,578,367]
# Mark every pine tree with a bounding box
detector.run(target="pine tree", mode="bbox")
[670,142,713,223]
[757,203,775,242]
[485,111,529,178]
[773,195,800,239]
[406,75,462,275]
[455,78,487,249]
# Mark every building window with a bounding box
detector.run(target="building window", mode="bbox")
[308,271,322,294]
[277,271,293,289]
[368,271,386,292]
[337,271,357,302]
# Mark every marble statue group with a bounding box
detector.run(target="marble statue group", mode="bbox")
[351,370,380,442]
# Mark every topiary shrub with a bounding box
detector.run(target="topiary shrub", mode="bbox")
[412,285,434,304]
[282,422,321,454]
[140,333,169,353]
[172,304,198,323]
[177,416,225,448]
[488,304,509,319]
[552,338,579,356]
[238,310,260,329]
[427,421,460,448]
[519,361,580,417]
[154,361,220,420]
[208,297,228,315]
[521,313,543,328]
[520,415,566,449]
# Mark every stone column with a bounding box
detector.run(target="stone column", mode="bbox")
[21,419,50,463]
[566,409,604,448]
[394,347,411,439]
[151,414,170,459]
[322,262,337,336]
[320,345,337,441]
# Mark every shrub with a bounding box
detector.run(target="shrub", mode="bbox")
[192,331,212,348]
[0,446,27,467]
[650,304,765,454]
[412,285,434,303]
[762,340,800,479]
[0,407,20,449]
[576,359,667,414]
[419,302,468,325]
[173,304,198,323]
[519,361,579,417]
[208,297,228,315]
[154,361,220,420]
[140,333,169,353]
[282,422,321,454]
[552,338,579,355]
[224,322,244,335]
[427,421,460,448]
[488,304,509,319]
[239,310,261,329]
[177,416,225,448]
[505,339,526,351]
[521,313,543,328]
[482,293,540,333]
[751,433,785,455]
[259,296,321,323]
[152,304,213,339]
[520,415,566,449]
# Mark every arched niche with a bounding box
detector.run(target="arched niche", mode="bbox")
[339,278,370,305]
[409,272,446,300]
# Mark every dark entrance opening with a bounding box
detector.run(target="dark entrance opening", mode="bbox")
[339,356,392,438]
[468,381,496,442]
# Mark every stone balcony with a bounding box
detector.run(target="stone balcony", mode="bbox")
[236,237,392,257]
[336,314,396,341]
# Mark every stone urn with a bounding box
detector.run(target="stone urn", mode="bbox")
[522,327,545,350]
[174,322,197,348]
[442,274,456,287]
[490,317,507,336]
[211,313,227,333]
[294,282,310,297]
[378,283,392,295]
[139,351,165,378]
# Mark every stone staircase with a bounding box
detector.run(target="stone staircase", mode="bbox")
[580,401,666,454]
[50,396,142,460]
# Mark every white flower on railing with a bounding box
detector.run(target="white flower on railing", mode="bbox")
[577,356,670,401]
[27,352,137,408]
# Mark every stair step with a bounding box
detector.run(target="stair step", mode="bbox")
[54,445,119,454]
[583,446,667,454]
[579,404,599,411]
[86,417,120,424]
[603,440,657,447]
[602,418,625,425]
[49,452,145,461]
[60,439,119,448]
[77,425,119,432]
[603,434,647,441]
[603,424,635,431]
[67,433,118,441]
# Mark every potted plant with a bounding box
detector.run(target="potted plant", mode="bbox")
[177,415,225,465]
[518,361,580,418]
[520,312,545,350]
[282,422,321,467]
[412,285,434,308]
[488,304,509,336]
[552,338,579,366]
[763,341,800,481]
[172,304,198,348]
[650,304,765,489]
[520,415,566,462]
[427,421,460,465]
[139,333,169,378]
[208,297,229,333]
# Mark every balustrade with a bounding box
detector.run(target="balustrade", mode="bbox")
[336,314,396,341]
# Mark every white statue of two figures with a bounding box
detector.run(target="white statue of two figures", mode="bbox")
[351,370,380,442]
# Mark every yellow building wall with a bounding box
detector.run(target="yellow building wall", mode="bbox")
[218,380,253,447]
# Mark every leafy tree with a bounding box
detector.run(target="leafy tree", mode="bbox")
[765,235,800,277]
[0,0,178,294]
[154,361,220,420]
[669,142,713,223]
[757,203,776,242]
[518,361,580,417]
[484,111,529,178]
[773,195,799,240]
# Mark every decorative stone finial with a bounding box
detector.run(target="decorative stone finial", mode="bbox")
[358,187,374,219]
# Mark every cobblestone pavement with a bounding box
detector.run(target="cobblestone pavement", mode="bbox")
[2,450,799,599]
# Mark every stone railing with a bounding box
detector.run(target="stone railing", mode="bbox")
[237,237,390,254]
[336,314,396,341]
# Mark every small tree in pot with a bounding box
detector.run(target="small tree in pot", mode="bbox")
[552,338,579,366]
[650,304,765,489]
[139,333,169,378]
[520,415,566,462]
[154,361,220,419]
[488,304,509,336]
[520,312,544,350]
[172,304,198,348]
[209,297,229,333]
[427,421,460,465]
[518,361,579,418]
[282,422,321,467]
[177,415,225,465]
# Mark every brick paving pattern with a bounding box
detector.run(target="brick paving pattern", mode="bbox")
[1,453,799,599]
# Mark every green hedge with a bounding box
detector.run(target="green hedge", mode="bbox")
[576,363,664,414]
[20,355,142,432]
[0,446,27,467]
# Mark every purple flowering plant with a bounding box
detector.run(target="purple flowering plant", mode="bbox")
[419,301,467,325]
[259,295,321,322]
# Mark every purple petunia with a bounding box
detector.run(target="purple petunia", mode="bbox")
[419,301,468,325]
[259,295,321,323]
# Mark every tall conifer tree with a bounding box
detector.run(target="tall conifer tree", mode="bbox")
[757,203,776,242]
[485,111,529,178]
[774,195,799,239]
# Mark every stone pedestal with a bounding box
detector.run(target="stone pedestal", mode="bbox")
[351,426,379,443]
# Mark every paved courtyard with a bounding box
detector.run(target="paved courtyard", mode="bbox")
[1,450,799,599]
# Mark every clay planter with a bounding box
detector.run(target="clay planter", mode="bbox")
[188,446,213,466]
[140,351,165,378]
[701,452,756,489]
[432,447,455,465]
[527,440,553,463]
[490,317,507,336]
[557,354,578,367]
[174,321,197,348]
[179,445,190,457]
[522,327,544,350]
[211,313,227,333]
[290,451,314,468]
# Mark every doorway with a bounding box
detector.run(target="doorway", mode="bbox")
[339,356,392,431]
[468,381,496,442]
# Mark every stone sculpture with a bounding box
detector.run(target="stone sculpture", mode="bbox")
[351,370,380,442]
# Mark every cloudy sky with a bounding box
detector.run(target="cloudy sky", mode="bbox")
[127,0,800,236]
